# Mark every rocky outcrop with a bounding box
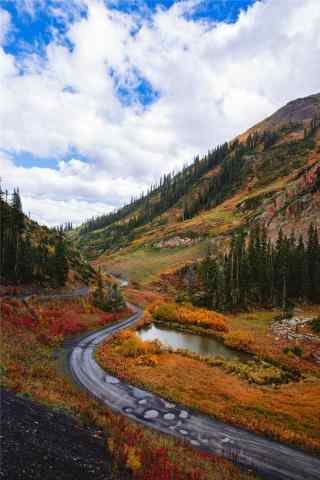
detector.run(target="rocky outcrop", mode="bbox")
[154,236,200,249]
[239,160,320,240]
[271,317,320,343]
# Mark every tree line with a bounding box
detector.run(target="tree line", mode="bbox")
[189,223,320,311]
[181,117,319,221]
[0,186,69,286]
[80,115,319,237]
[80,142,231,234]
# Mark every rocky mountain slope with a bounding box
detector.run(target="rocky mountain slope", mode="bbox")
[74,93,320,287]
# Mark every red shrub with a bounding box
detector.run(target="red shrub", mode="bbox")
[48,311,85,337]
[20,314,37,329]
[99,313,114,324]
[1,302,13,320]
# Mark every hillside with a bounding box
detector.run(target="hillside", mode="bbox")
[74,93,320,287]
[0,189,94,291]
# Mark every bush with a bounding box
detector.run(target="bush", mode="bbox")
[152,303,228,332]
[224,330,254,351]
[114,331,162,358]
[283,345,304,357]
[136,354,159,367]
[311,316,320,333]
[152,303,179,323]
[175,292,189,304]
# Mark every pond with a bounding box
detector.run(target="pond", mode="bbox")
[138,324,251,362]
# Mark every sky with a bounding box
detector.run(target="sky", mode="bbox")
[0,0,319,226]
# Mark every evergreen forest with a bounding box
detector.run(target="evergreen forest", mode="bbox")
[192,223,320,311]
[0,185,69,286]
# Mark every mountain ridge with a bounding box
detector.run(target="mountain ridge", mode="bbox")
[73,93,320,287]
[239,92,320,140]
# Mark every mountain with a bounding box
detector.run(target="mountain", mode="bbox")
[74,93,320,287]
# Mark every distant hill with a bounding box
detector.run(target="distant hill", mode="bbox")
[73,93,320,287]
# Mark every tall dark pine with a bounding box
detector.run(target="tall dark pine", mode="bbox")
[0,185,72,287]
[17,232,34,283]
[197,223,320,311]
[53,234,69,286]
[306,224,320,302]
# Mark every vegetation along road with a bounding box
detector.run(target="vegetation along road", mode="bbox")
[68,305,320,480]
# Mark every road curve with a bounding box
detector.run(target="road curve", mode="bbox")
[69,307,320,480]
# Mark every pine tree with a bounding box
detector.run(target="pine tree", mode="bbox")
[17,233,34,283]
[53,234,69,286]
[110,283,125,310]
[94,268,105,307]
[0,184,73,287]
[196,224,320,311]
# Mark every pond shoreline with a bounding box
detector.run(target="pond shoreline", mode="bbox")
[137,322,251,362]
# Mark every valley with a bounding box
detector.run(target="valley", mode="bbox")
[1,92,320,480]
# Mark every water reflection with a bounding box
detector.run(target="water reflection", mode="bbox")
[138,324,250,362]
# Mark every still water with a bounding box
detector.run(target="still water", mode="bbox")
[138,324,250,362]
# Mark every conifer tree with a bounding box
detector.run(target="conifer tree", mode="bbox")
[197,224,320,311]
[53,234,69,286]
[0,184,72,286]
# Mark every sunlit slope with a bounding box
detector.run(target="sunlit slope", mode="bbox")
[77,93,320,286]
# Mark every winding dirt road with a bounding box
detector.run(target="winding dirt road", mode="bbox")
[68,306,320,480]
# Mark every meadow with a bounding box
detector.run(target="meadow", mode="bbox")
[0,295,256,480]
[96,303,320,454]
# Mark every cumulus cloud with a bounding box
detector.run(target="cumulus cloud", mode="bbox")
[0,152,146,225]
[0,0,319,225]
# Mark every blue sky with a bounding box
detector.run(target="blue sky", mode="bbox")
[3,1,256,58]
[1,0,256,172]
[0,0,319,225]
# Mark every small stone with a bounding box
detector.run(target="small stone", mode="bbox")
[190,439,200,446]
[163,413,175,421]
[106,376,120,384]
[179,410,188,419]
[163,401,175,409]
[138,399,147,405]
[179,429,189,435]
[144,409,159,420]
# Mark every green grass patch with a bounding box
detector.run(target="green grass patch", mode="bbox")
[103,240,210,285]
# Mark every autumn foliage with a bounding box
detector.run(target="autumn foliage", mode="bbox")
[224,330,254,351]
[112,330,162,358]
[0,297,131,346]
[97,331,320,453]
[0,297,249,480]
[151,303,228,332]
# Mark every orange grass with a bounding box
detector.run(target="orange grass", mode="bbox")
[97,332,320,454]
[151,303,228,332]
[124,287,169,308]
[227,308,320,376]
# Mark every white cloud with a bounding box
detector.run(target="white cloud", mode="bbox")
[0,152,146,225]
[0,0,319,225]
[0,8,11,44]
[22,196,111,227]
